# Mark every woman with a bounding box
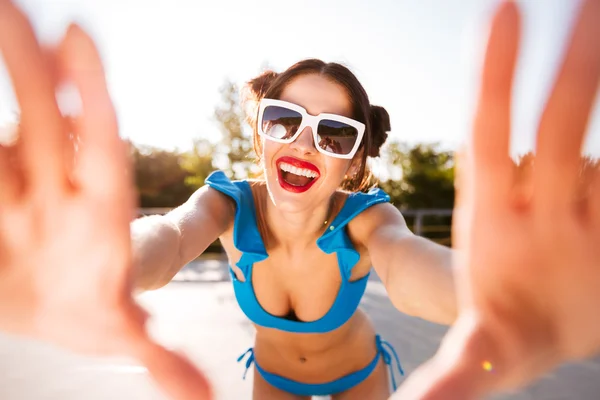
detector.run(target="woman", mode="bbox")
[0,0,599,399]
[132,59,457,399]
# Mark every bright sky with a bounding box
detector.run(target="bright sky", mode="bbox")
[1,0,599,158]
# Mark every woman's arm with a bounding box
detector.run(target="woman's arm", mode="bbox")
[132,185,234,291]
[353,203,457,325]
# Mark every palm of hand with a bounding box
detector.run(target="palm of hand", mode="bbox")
[395,1,600,399]
[0,3,211,399]
[456,0,600,377]
[460,172,599,385]
[0,10,141,355]
[0,187,142,353]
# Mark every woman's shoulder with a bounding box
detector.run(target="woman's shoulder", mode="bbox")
[346,194,407,247]
[205,170,266,187]
[335,184,390,202]
[203,170,267,222]
[318,185,392,242]
[334,185,392,220]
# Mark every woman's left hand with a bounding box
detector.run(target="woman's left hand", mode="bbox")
[392,0,600,399]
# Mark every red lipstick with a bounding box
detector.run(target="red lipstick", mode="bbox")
[275,156,320,194]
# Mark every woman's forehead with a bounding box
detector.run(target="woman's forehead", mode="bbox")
[279,74,353,118]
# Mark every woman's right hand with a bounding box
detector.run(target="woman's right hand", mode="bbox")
[0,1,212,399]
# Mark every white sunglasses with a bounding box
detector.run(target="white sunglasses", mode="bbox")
[257,98,365,159]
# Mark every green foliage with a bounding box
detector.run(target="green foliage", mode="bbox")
[377,142,455,244]
[130,79,258,208]
[131,78,464,223]
[379,142,455,209]
[214,80,255,179]
[180,139,216,191]
[132,145,198,208]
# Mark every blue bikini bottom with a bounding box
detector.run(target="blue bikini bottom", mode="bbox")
[237,334,404,397]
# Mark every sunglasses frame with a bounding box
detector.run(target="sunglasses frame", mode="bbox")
[257,98,366,159]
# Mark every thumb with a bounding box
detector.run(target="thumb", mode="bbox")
[453,144,469,213]
[132,337,213,400]
[451,143,475,254]
[391,313,504,400]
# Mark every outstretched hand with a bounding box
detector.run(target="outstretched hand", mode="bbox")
[393,0,600,399]
[0,1,211,399]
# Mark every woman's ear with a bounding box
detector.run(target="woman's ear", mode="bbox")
[345,149,364,178]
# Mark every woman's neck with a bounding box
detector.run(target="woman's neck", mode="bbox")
[262,190,339,252]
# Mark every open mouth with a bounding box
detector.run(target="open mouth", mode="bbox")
[276,156,320,193]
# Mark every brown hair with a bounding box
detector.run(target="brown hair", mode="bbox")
[242,59,390,192]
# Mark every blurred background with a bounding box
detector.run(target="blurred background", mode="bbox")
[2,0,599,246]
[0,0,599,399]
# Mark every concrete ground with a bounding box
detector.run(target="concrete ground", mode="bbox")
[0,258,599,400]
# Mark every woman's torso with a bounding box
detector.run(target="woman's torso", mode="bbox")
[218,180,381,383]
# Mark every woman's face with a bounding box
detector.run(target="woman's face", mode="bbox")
[261,73,357,213]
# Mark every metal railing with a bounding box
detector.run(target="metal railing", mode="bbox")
[138,207,453,246]
[401,209,453,245]
[138,208,171,216]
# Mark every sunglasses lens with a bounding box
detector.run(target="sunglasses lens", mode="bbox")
[261,105,302,140]
[317,119,359,156]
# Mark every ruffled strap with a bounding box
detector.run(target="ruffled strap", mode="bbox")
[316,188,390,280]
[205,171,268,272]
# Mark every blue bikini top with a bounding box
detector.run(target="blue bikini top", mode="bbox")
[205,170,390,334]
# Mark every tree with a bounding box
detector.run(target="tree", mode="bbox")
[131,145,196,208]
[180,138,216,191]
[214,79,255,180]
[379,142,455,209]
[378,142,455,243]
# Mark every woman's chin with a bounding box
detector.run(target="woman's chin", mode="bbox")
[266,178,317,210]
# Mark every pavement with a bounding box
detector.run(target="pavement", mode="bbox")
[0,257,599,400]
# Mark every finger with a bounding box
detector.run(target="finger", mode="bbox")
[471,0,521,202]
[391,359,479,400]
[46,41,84,186]
[0,145,16,203]
[395,306,563,400]
[132,337,213,400]
[58,25,134,222]
[591,158,600,221]
[40,46,61,86]
[392,313,523,400]
[534,0,600,206]
[453,145,469,210]
[0,0,68,193]
[392,315,494,400]
[511,152,535,210]
[0,141,23,203]
[57,25,136,283]
[58,25,129,195]
[451,145,473,251]
[41,46,79,186]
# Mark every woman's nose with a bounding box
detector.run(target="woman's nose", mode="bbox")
[289,126,316,155]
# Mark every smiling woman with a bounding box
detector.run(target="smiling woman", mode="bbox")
[134,59,446,399]
[1,1,600,400]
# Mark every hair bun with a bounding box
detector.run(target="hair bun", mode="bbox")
[246,70,279,100]
[242,70,280,126]
[368,105,390,157]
